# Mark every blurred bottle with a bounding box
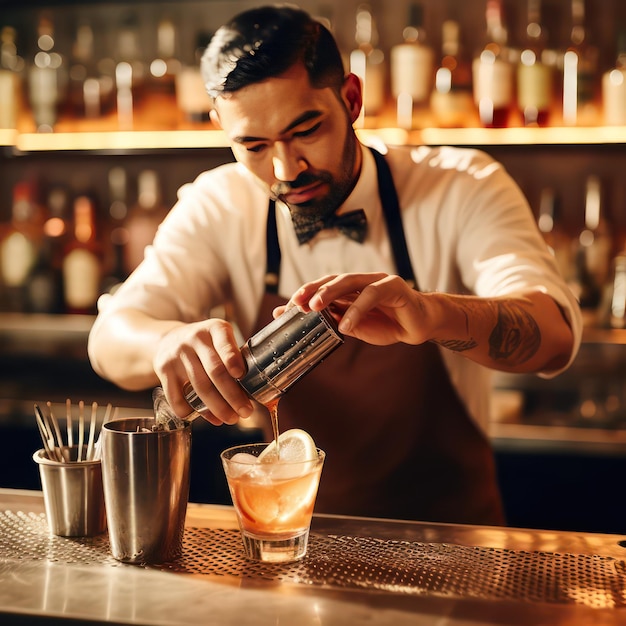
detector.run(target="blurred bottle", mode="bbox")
[117,12,146,97]
[28,14,66,132]
[389,2,434,128]
[537,187,571,281]
[517,0,554,127]
[149,17,181,95]
[26,187,69,314]
[101,167,130,295]
[115,61,134,129]
[349,4,386,122]
[67,22,114,119]
[108,166,129,223]
[62,195,102,315]
[123,170,169,274]
[472,0,515,128]
[562,0,599,126]
[430,20,474,128]
[569,176,613,326]
[115,12,146,129]
[580,176,612,292]
[0,26,25,129]
[175,31,214,123]
[0,181,44,311]
[602,30,626,126]
[609,253,626,329]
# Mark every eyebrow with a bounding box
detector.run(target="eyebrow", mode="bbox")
[232,110,323,144]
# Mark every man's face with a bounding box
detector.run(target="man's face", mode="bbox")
[212,63,362,219]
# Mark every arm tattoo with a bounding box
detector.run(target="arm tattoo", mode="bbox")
[437,338,479,352]
[489,301,541,365]
[434,308,478,353]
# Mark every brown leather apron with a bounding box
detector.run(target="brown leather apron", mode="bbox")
[254,148,505,526]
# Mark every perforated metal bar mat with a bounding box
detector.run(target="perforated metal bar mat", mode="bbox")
[1,510,625,610]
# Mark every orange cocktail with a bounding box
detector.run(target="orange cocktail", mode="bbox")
[221,429,324,562]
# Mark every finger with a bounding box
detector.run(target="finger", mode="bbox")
[337,276,410,334]
[289,275,340,309]
[210,320,247,378]
[308,273,387,310]
[159,370,196,420]
[272,305,287,319]
[186,373,243,425]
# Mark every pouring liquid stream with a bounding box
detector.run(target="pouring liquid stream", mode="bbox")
[266,398,281,459]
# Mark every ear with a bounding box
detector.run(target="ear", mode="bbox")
[209,108,222,129]
[342,73,363,124]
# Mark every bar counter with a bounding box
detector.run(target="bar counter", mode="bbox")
[1,489,626,625]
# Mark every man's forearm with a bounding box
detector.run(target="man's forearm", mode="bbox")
[88,310,185,391]
[426,291,573,374]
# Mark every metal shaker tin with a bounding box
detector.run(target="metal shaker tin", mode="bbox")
[237,307,344,405]
[183,307,343,412]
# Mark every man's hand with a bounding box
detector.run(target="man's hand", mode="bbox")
[276,272,574,374]
[276,272,428,346]
[153,319,254,425]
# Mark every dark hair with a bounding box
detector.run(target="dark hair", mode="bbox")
[201,5,345,99]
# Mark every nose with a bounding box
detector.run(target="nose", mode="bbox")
[272,142,307,183]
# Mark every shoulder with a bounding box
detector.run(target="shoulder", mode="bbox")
[178,162,257,200]
[383,143,502,180]
[373,144,512,208]
[174,162,266,218]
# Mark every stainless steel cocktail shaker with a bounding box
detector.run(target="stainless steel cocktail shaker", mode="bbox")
[184,307,343,410]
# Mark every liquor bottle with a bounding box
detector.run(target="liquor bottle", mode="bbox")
[569,176,613,325]
[562,0,599,126]
[430,20,475,128]
[349,4,386,122]
[389,2,434,128]
[0,26,24,129]
[123,170,169,274]
[26,186,68,313]
[517,0,554,127]
[602,30,626,126]
[580,176,612,291]
[536,188,571,281]
[149,17,181,95]
[175,31,214,123]
[28,14,66,132]
[101,167,130,295]
[0,181,43,311]
[472,0,515,128]
[609,253,626,329]
[116,12,146,98]
[114,12,146,129]
[67,22,114,119]
[62,195,102,315]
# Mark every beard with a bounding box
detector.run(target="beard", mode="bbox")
[271,131,359,221]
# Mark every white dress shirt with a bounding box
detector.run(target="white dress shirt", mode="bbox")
[89,141,582,431]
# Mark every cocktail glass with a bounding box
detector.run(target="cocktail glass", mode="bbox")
[221,442,325,563]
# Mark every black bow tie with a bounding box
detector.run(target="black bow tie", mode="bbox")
[292,209,368,245]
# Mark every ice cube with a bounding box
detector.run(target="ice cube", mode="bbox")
[227,452,259,478]
[259,454,312,481]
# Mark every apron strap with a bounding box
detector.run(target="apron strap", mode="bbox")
[369,147,417,289]
[265,199,281,294]
[265,147,418,292]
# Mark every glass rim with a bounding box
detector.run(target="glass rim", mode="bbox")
[220,442,325,465]
[102,417,192,434]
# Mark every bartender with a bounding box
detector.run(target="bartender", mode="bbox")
[88,6,581,525]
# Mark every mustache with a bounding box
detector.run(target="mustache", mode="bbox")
[271,172,327,198]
